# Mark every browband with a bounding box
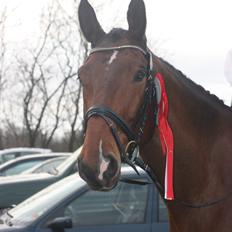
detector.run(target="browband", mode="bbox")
[89,45,154,77]
[89,45,147,56]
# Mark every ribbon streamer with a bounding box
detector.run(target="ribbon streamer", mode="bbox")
[156,73,174,200]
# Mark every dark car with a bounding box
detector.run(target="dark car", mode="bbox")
[0,167,169,232]
[0,148,52,165]
[0,147,81,211]
[0,153,71,176]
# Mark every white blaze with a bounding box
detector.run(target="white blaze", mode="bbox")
[108,51,118,65]
[98,140,110,180]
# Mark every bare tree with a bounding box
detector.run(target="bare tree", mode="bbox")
[0,0,116,150]
[14,0,87,149]
[54,0,89,151]
[0,7,7,93]
[0,7,8,149]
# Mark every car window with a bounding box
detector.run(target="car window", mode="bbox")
[2,153,17,162]
[33,158,66,173]
[4,160,44,175]
[64,180,149,226]
[56,155,77,173]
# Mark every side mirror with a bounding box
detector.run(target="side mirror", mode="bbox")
[47,217,73,232]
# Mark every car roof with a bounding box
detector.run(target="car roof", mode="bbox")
[0,147,52,155]
[0,172,53,184]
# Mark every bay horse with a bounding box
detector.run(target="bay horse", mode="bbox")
[77,0,232,231]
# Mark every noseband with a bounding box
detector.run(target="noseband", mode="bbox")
[84,45,158,175]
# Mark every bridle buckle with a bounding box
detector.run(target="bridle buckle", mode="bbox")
[125,140,139,163]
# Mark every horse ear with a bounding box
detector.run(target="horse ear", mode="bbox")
[78,0,105,47]
[127,0,147,39]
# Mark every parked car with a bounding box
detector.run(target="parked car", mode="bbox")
[0,147,81,211]
[0,148,52,165]
[21,156,68,175]
[0,167,169,232]
[0,153,71,176]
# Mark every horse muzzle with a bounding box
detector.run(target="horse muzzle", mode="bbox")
[77,153,120,191]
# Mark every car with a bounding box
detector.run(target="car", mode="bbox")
[0,153,71,176]
[0,148,52,165]
[0,167,169,232]
[0,147,81,211]
[21,156,68,175]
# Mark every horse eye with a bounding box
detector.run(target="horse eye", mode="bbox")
[134,71,146,82]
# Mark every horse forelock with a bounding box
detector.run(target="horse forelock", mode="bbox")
[96,28,147,50]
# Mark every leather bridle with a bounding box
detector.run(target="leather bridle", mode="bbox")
[84,45,158,175]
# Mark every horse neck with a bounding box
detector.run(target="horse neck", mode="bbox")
[148,56,232,202]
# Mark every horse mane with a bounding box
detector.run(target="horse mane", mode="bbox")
[159,57,231,110]
[99,27,229,110]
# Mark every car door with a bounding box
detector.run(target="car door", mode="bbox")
[151,187,169,232]
[37,178,154,232]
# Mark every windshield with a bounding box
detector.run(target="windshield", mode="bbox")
[8,174,85,225]
[55,153,77,173]
[55,148,81,174]
[4,160,44,175]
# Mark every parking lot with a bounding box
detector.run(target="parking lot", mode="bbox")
[0,147,168,232]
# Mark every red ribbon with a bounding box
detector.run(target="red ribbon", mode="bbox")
[156,73,174,200]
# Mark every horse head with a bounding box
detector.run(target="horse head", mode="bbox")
[77,0,155,191]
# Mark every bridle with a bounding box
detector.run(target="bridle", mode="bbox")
[83,45,232,208]
[84,45,158,175]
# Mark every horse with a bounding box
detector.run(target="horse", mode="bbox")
[77,0,232,231]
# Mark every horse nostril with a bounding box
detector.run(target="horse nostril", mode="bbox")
[77,152,119,190]
[104,154,119,179]
[78,158,101,186]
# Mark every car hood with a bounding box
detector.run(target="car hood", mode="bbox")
[0,224,27,231]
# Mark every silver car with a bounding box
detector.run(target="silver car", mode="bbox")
[0,148,52,165]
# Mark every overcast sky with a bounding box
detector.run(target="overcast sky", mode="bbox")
[2,0,232,105]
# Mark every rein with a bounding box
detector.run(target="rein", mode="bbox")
[83,45,232,209]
